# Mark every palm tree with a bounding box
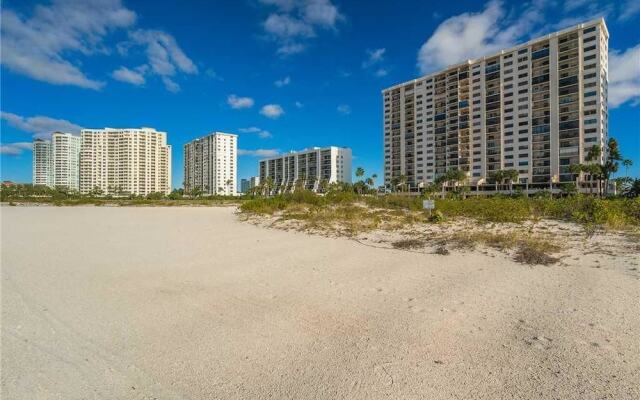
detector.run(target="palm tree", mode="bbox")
[226,179,233,195]
[354,167,365,194]
[398,175,408,193]
[263,176,274,196]
[489,170,505,191]
[319,178,329,193]
[371,173,378,188]
[568,164,583,192]
[504,169,519,194]
[623,159,633,177]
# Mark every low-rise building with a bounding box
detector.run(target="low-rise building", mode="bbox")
[259,146,352,193]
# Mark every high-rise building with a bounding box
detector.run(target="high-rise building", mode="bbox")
[32,132,81,190]
[259,146,352,193]
[79,127,171,196]
[52,133,81,190]
[32,139,53,187]
[383,18,609,189]
[240,176,261,193]
[183,132,237,196]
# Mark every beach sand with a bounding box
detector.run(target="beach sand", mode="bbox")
[2,206,639,399]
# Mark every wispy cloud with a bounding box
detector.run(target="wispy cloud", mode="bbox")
[362,48,386,68]
[0,142,33,156]
[238,148,280,157]
[294,101,304,108]
[119,29,198,92]
[260,104,285,119]
[274,76,291,87]
[111,66,146,85]
[1,111,83,139]
[609,45,640,108]
[337,104,351,115]
[619,0,640,22]
[259,0,344,56]
[374,68,389,77]
[362,48,390,77]
[227,94,255,109]
[239,127,273,139]
[0,0,137,89]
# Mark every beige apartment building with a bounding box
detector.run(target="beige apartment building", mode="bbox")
[32,132,81,190]
[183,132,237,196]
[79,127,172,196]
[383,18,609,190]
[259,146,352,193]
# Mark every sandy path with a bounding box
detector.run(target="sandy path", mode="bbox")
[1,206,638,399]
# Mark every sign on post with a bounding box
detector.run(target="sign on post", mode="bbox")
[422,199,435,210]
[423,199,435,216]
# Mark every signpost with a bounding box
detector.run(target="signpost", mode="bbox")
[423,199,435,217]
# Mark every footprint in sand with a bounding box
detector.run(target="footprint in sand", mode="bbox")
[525,335,553,350]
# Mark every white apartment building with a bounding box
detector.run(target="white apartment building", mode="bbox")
[259,146,352,192]
[32,132,81,190]
[80,127,172,196]
[33,139,53,187]
[183,132,237,196]
[383,18,609,189]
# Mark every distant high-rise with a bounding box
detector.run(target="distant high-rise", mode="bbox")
[383,18,609,189]
[240,176,260,193]
[32,139,53,187]
[79,127,171,196]
[184,132,237,196]
[32,132,81,190]
[259,146,352,193]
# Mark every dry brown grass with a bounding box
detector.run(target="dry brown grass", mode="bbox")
[444,231,562,265]
[392,239,426,250]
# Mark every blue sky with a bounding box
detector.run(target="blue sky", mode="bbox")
[1,0,639,187]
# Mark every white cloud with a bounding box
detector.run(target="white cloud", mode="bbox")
[260,104,285,118]
[362,48,386,68]
[264,14,315,39]
[619,0,640,22]
[609,44,640,108]
[294,101,304,108]
[0,0,137,89]
[259,0,344,56]
[123,29,198,92]
[374,68,388,77]
[0,142,33,156]
[206,68,223,81]
[274,76,291,87]
[276,43,307,56]
[111,66,146,85]
[239,127,273,139]
[416,0,544,74]
[1,111,83,139]
[337,104,351,115]
[227,94,255,109]
[1,1,196,92]
[238,148,280,157]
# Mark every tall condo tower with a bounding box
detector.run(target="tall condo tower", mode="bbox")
[32,132,81,190]
[79,127,172,196]
[383,18,608,189]
[183,132,237,196]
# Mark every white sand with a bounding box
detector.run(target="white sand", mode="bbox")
[2,206,639,399]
